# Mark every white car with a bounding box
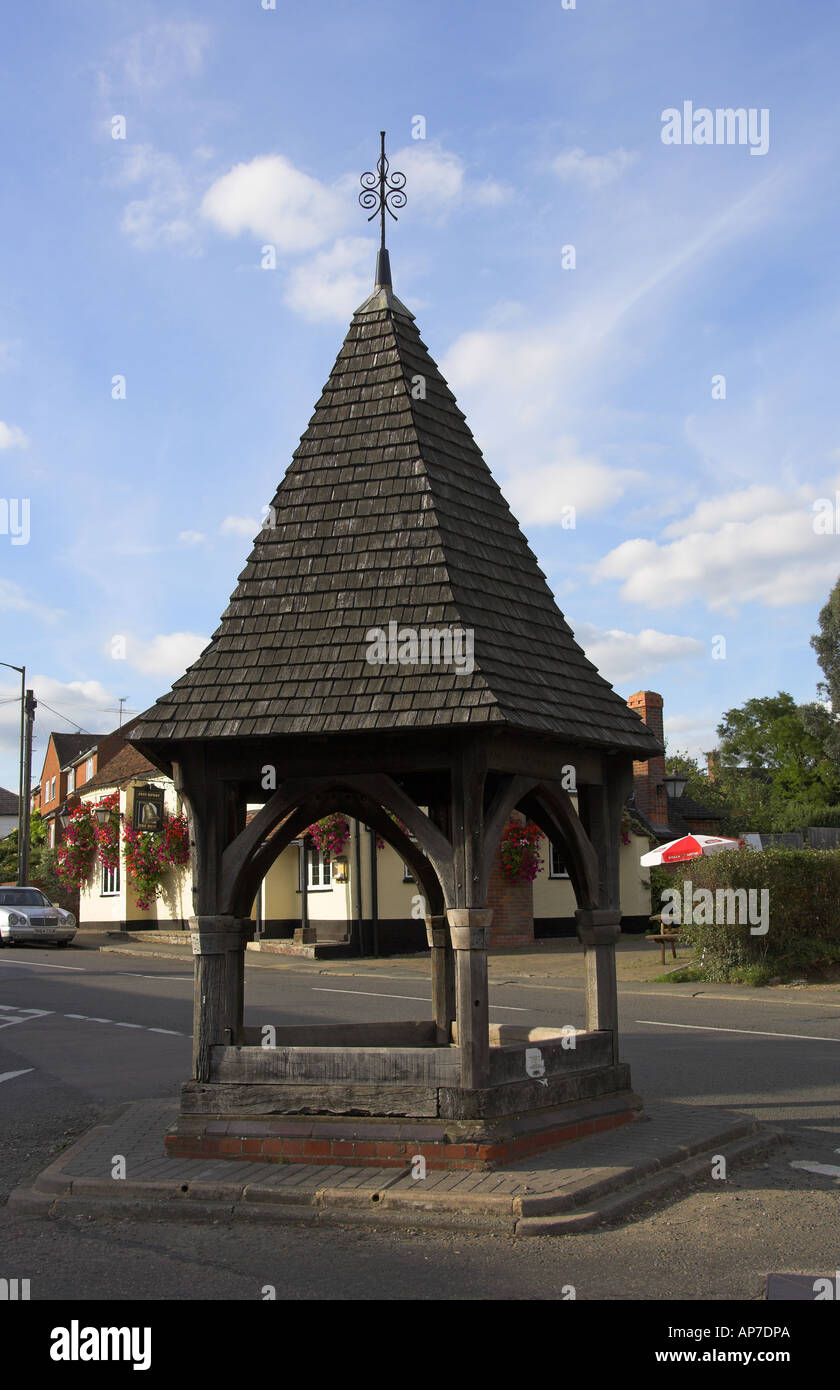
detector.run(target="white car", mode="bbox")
[0,887,77,947]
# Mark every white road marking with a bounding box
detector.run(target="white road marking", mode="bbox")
[117,973,192,981]
[636,1019,840,1043]
[62,1013,186,1037]
[312,987,527,1011]
[790,1161,840,1179]
[0,1006,52,1030]
[0,958,84,971]
[0,1069,33,1085]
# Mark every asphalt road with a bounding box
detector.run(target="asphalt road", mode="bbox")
[1,945,839,1301]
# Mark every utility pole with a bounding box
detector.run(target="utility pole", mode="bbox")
[0,661,25,885]
[20,689,36,884]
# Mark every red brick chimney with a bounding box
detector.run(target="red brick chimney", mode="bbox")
[627,691,668,828]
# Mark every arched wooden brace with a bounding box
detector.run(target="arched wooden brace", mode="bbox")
[478,774,539,902]
[219,777,322,907]
[225,787,445,922]
[518,780,600,911]
[330,772,456,908]
[228,795,337,918]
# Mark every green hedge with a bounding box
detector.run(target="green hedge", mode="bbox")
[668,849,840,982]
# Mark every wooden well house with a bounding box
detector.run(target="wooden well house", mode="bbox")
[129,141,663,1169]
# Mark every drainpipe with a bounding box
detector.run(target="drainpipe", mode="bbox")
[369,826,379,958]
[300,839,308,938]
[354,818,364,956]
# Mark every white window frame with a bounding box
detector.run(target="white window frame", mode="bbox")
[67,767,75,794]
[102,861,120,896]
[548,844,570,879]
[306,849,332,891]
[85,756,95,781]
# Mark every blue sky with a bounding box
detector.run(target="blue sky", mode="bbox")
[2,0,839,791]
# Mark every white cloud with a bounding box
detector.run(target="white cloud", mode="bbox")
[201,155,345,254]
[551,146,639,190]
[178,530,206,546]
[0,580,58,623]
[502,437,647,524]
[122,632,209,679]
[284,237,372,322]
[121,21,210,88]
[0,421,29,450]
[663,714,720,763]
[572,620,704,686]
[662,483,808,538]
[594,480,840,612]
[1,676,123,782]
[117,145,198,252]
[220,515,259,537]
[390,143,510,214]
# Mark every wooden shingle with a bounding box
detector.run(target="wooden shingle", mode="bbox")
[131,281,660,757]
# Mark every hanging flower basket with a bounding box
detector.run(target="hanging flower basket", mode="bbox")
[55,802,98,889]
[95,792,121,871]
[306,813,350,861]
[499,820,544,883]
[122,813,191,911]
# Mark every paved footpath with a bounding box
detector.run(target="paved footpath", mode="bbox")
[11,1094,782,1236]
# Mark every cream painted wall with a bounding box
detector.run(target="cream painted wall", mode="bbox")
[532,826,652,920]
[79,779,191,925]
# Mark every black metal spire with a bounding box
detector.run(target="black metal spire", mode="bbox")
[359,131,406,288]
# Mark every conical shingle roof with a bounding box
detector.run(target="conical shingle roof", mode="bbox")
[131,277,661,756]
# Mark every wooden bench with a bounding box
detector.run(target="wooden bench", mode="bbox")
[646,913,680,964]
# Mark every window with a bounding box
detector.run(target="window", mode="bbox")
[102,861,120,896]
[67,767,75,794]
[549,844,569,879]
[85,757,95,781]
[48,821,55,848]
[49,777,56,802]
[306,850,332,890]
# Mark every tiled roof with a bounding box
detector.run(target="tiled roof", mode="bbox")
[0,786,19,816]
[80,745,158,792]
[667,793,724,837]
[131,280,662,756]
[53,733,98,768]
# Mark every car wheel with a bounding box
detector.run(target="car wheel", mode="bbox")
[55,940,70,948]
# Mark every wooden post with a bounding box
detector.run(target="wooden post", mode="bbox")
[574,907,622,1038]
[576,759,633,1061]
[426,914,455,1043]
[449,742,491,1089]
[447,908,493,1089]
[190,917,247,1081]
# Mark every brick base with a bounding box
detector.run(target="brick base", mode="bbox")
[165,1108,636,1171]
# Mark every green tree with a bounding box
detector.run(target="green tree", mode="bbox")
[801,576,840,764]
[665,748,776,835]
[717,692,840,805]
[0,810,47,883]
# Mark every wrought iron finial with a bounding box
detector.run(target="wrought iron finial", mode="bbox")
[359,131,406,251]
